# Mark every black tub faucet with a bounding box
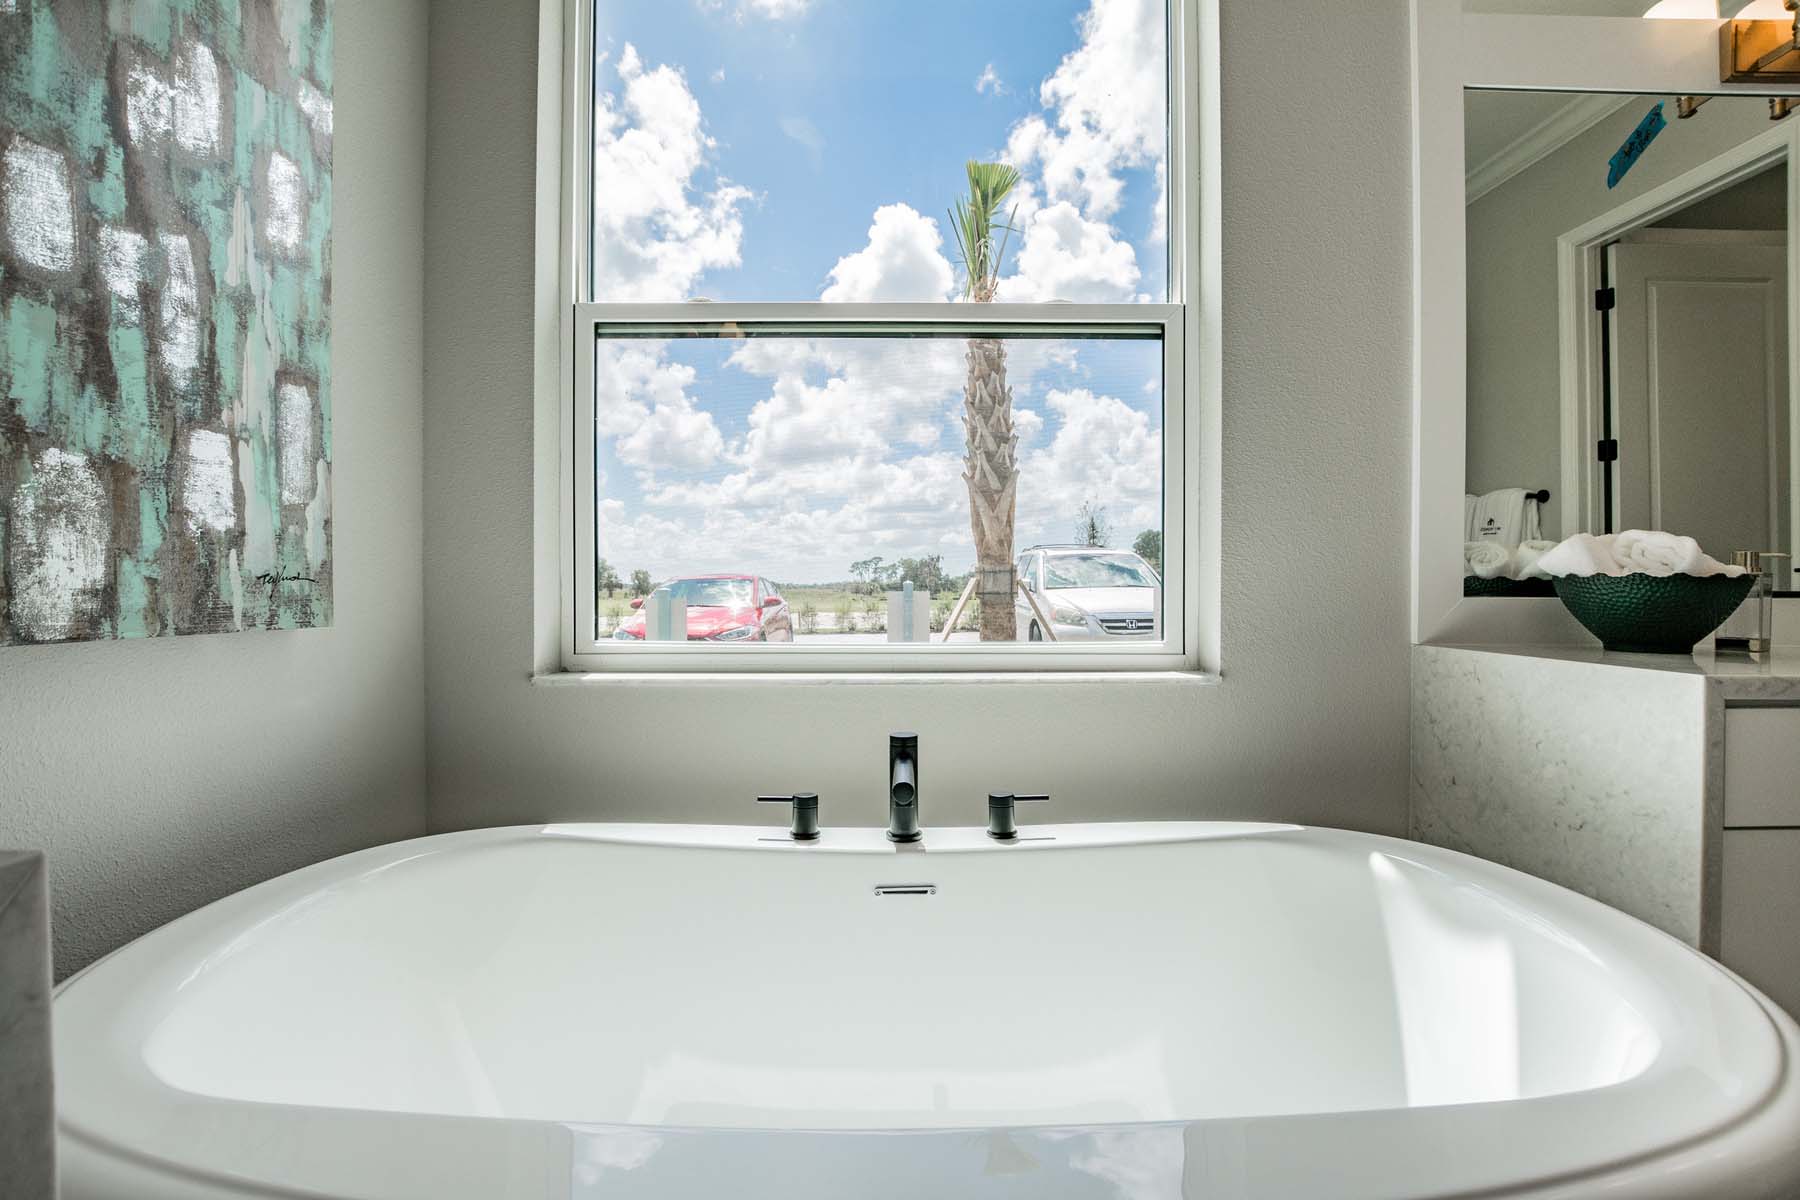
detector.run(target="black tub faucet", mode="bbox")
[757,792,820,840]
[987,792,1049,840]
[888,732,920,843]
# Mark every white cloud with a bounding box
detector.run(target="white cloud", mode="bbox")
[1013,406,1045,446]
[744,0,811,15]
[593,44,752,301]
[997,198,1141,303]
[1004,0,1166,222]
[697,0,812,21]
[735,374,888,468]
[1016,388,1161,543]
[611,450,973,583]
[599,382,1164,581]
[779,115,824,169]
[727,331,962,470]
[595,342,726,471]
[997,0,1167,302]
[1150,154,1168,244]
[820,203,955,303]
[975,63,1006,96]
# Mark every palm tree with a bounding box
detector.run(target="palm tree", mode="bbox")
[950,160,1021,641]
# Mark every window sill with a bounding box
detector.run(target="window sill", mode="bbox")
[531,669,1220,689]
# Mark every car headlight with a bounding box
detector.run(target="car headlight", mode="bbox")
[709,624,759,641]
[1049,603,1087,626]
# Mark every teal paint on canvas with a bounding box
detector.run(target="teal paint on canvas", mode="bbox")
[0,0,333,644]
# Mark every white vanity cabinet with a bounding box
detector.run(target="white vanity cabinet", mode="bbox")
[1721,709,1800,1018]
[1412,644,1800,1019]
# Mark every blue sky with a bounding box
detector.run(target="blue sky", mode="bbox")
[591,0,1168,585]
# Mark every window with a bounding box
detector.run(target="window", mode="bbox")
[563,0,1203,671]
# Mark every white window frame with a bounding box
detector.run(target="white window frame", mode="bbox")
[557,0,1214,675]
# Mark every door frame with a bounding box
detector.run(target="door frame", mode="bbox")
[1556,119,1800,545]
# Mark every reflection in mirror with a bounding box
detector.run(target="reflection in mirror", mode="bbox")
[1464,89,1793,595]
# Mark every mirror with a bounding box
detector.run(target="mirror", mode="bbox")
[1464,87,1794,594]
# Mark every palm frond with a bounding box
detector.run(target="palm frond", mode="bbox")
[950,159,1021,301]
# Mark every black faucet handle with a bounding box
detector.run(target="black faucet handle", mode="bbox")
[987,792,1048,840]
[757,792,820,841]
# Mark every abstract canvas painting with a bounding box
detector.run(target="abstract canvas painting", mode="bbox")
[0,0,331,645]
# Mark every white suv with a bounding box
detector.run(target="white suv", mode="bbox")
[1013,546,1161,642]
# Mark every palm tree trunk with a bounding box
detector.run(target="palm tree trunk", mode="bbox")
[963,336,1018,641]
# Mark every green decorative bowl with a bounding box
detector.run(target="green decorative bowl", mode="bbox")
[1463,576,1557,598]
[1552,573,1756,654]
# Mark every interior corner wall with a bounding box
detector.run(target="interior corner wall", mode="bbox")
[421,0,1413,836]
[0,0,431,980]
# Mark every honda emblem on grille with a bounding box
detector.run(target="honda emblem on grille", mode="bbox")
[1124,619,1140,630]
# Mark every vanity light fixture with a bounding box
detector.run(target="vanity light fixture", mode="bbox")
[1720,0,1800,84]
[1645,1,1789,18]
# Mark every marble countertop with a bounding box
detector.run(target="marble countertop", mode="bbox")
[1430,643,1800,701]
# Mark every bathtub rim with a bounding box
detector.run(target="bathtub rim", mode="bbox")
[52,821,1800,1200]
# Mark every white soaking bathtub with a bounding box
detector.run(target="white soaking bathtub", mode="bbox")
[53,822,1800,1199]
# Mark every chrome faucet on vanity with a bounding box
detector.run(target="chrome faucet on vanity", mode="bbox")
[888,732,920,842]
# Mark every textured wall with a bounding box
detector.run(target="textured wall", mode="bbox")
[421,0,1414,835]
[0,0,428,979]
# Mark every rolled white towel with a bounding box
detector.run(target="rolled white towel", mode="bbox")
[1534,530,1748,578]
[1465,541,1512,580]
[1511,539,1559,580]
[1613,529,1703,577]
[1535,532,1623,578]
[1694,553,1749,578]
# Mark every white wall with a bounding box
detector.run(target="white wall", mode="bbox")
[0,0,431,979]
[1466,96,1777,531]
[1654,164,1786,231]
[422,0,1414,835]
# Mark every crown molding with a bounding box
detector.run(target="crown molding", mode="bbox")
[1466,92,1635,203]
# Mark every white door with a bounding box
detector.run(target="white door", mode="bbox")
[1608,230,1789,568]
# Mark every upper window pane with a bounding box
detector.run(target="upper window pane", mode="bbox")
[589,0,1170,303]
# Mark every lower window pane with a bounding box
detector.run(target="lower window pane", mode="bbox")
[593,328,1164,647]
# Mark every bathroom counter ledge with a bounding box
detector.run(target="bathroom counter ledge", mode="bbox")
[1427,642,1800,702]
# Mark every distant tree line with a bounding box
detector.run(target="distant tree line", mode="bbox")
[595,560,657,600]
[848,554,960,596]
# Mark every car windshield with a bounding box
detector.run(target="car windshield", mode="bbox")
[655,578,754,608]
[1043,554,1159,590]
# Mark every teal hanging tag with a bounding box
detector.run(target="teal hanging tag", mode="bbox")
[1608,103,1667,189]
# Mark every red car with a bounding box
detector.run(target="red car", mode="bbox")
[613,574,794,642]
